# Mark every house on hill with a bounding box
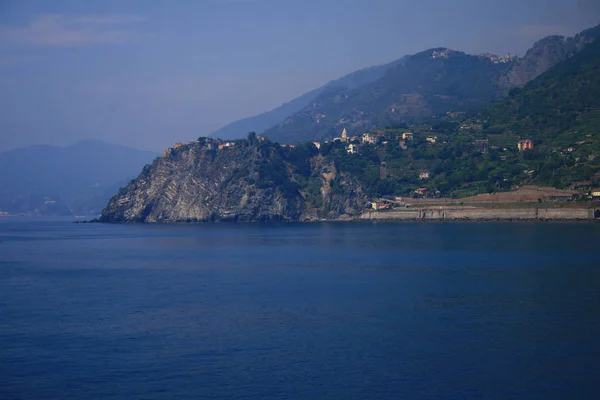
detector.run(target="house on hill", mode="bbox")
[518,140,534,151]
[362,132,378,144]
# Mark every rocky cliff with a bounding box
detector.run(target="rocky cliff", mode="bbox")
[100,136,369,223]
[501,24,600,87]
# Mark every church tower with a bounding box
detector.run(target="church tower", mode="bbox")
[341,128,348,142]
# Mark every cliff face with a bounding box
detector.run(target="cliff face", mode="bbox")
[501,36,573,88]
[501,25,600,88]
[100,138,369,223]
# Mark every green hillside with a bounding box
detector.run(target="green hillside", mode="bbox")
[263,48,511,144]
[261,25,600,147]
[274,38,600,199]
[481,38,600,189]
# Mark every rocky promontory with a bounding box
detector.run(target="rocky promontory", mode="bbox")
[99,135,369,223]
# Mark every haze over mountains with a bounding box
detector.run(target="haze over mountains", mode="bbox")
[101,26,600,222]
[209,57,408,140]
[3,23,600,217]
[0,140,157,216]
[210,25,600,145]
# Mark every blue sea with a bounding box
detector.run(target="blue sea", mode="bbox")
[1,217,599,399]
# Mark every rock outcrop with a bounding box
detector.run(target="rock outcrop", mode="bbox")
[501,24,600,88]
[100,137,369,223]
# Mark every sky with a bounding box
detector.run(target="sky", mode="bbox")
[0,0,599,153]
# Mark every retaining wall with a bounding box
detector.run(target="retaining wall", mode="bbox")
[360,208,595,221]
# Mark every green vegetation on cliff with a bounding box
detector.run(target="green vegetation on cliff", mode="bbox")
[101,25,600,222]
[480,38,600,189]
[269,37,600,200]
[286,35,600,198]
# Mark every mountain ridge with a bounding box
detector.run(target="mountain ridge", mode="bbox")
[0,140,158,215]
[248,24,599,144]
[208,56,408,140]
[262,47,512,143]
[100,25,600,223]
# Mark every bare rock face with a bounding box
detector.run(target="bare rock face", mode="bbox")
[100,138,369,223]
[501,25,600,88]
[501,36,573,88]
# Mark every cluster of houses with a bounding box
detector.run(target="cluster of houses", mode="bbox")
[431,49,453,59]
[474,52,518,64]
[431,50,517,64]
[165,127,537,160]
[320,128,431,154]
[162,128,599,201]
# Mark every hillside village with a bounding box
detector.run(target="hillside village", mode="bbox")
[149,28,600,219]
[161,119,599,210]
[105,24,600,223]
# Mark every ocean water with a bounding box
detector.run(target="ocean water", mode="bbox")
[1,217,599,400]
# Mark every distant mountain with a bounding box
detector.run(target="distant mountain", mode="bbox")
[0,140,158,215]
[263,48,513,144]
[99,35,600,223]
[261,24,600,145]
[209,57,408,140]
[500,24,600,87]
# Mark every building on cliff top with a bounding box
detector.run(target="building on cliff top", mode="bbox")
[218,142,236,150]
[347,144,358,154]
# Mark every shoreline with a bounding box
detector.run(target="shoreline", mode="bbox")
[88,206,599,224]
[358,206,599,222]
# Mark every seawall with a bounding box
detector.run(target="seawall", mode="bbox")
[360,208,597,221]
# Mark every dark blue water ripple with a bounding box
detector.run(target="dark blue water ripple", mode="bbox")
[1,218,599,399]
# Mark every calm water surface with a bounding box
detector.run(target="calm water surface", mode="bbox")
[1,217,599,399]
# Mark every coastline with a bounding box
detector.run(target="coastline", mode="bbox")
[90,206,599,224]
[359,206,599,222]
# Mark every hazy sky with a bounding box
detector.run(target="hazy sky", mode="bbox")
[0,0,598,152]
